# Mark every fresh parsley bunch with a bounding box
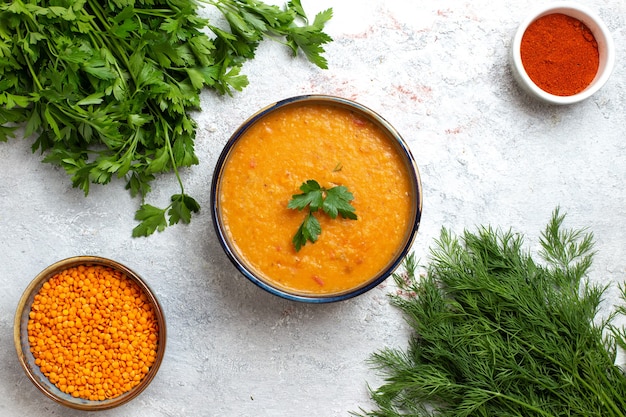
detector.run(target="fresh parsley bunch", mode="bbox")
[0,0,332,236]
[357,209,626,417]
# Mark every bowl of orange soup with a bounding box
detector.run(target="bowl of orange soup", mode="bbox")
[211,95,422,303]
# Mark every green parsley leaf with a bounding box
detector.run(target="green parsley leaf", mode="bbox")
[287,179,324,212]
[284,8,333,69]
[132,204,167,237]
[292,212,321,252]
[323,185,357,219]
[168,194,201,225]
[288,179,357,251]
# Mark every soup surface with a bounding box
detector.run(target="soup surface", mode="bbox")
[218,102,416,296]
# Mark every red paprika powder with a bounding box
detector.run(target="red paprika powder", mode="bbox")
[520,13,599,96]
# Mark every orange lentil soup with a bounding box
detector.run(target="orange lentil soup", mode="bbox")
[27,264,159,401]
[218,102,417,296]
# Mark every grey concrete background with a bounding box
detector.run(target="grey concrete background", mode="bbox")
[1,0,625,416]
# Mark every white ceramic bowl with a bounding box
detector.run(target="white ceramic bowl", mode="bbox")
[510,2,615,105]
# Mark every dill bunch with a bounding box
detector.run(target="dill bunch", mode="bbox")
[358,209,626,417]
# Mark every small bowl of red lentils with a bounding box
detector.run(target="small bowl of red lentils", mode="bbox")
[510,1,615,105]
[13,256,166,410]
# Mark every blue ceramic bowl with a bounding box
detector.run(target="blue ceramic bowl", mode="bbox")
[211,95,422,303]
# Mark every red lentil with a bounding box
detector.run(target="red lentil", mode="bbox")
[27,265,159,401]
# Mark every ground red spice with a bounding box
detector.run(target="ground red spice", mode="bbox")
[520,13,599,96]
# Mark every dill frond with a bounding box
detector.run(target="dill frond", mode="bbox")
[357,209,626,417]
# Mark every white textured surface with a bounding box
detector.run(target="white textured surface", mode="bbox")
[1,0,625,416]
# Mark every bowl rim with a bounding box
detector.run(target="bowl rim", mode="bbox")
[510,1,616,105]
[13,256,167,411]
[210,94,422,303]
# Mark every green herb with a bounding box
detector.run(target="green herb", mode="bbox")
[357,209,626,417]
[0,0,332,236]
[288,179,357,251]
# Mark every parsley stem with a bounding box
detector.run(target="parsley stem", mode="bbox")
[85,0,111,30]
[85,0,137,87]
[133,9,177,18]
[161,118,186,193]
[14,27,43,91]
